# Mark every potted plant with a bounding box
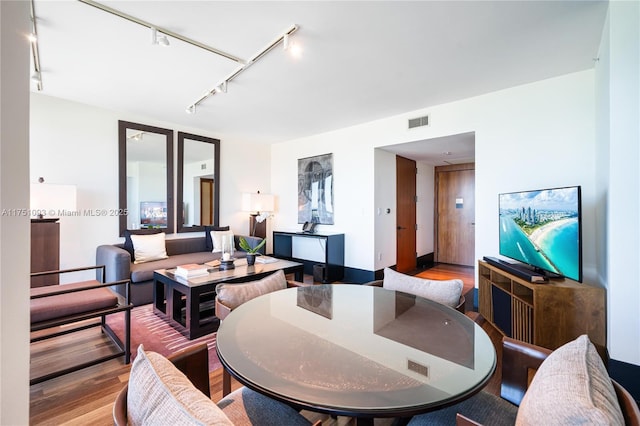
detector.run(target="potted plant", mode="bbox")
[239,237,267,266]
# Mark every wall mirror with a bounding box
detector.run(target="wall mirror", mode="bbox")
[177,132,220,233]
[118,120,174,236]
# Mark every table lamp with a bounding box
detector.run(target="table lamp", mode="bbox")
[242,191,275,238]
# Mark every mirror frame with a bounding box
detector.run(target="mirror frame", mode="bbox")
[177,132,221,233]
[118,120,174,236]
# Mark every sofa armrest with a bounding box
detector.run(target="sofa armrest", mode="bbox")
[96,245,131,283]
[166,343,211,398]
[500,336,552,406]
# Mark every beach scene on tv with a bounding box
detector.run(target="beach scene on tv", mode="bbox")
[499,187,580,281]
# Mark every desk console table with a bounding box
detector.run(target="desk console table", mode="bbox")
[273,231,344,282]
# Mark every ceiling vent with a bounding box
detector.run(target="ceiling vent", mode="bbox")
[408,115,429,129]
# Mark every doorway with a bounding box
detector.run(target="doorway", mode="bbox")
[435,163,475,266]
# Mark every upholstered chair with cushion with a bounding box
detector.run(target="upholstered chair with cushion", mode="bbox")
[114,343,316,426]
[407,334,639,425]
[367,267,465,312]
[215,269,307,321]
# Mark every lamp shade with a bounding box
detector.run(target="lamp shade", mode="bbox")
[30,183,77,219]
[242,192,275,213]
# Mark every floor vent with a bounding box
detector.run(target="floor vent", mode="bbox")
[408,115,429,129]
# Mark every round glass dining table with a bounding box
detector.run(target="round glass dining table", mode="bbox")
[216,284,496,421]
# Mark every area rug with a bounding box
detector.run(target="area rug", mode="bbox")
[106,304,221,371]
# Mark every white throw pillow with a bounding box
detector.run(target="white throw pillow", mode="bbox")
[127,344,233,426]
[210,230,234,254]
[382,267,463,308]
[130,232,168,264]
[516,335,624,426]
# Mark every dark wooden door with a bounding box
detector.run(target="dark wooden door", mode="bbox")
[435,164,475,266]
[396,156,417,272]
[200,178,214,226]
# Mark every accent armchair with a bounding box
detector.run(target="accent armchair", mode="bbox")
[407,335,640,425]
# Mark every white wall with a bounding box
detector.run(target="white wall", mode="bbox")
[596,0,640,365]
[30,94,271,269]
[272,70,597,278]
[0,1,31,423]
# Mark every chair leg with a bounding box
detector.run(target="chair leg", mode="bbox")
[223,368,231,397]
[124,308,131,364]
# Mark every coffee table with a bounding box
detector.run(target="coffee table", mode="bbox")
[153,257,304,339]
[217,284,496,423]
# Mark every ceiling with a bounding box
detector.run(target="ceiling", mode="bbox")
[31,1,608,164]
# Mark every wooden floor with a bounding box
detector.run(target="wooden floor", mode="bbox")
[29,264,503,425]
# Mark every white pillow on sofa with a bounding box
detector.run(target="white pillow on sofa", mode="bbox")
[130,232,168,264]
[516,335,624,425]
[382,267,463,308]
[127,344,233,425]
[210,230,234,253]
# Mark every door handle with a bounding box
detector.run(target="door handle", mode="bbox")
[397,226,406,230]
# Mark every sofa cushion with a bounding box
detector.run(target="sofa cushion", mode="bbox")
[127,344,233,426]
[204,226,230,252]
[30,281,118,323]
[382,267,463,308]
[216,270,287,310]
[130,232,169,264]
[130,252,221,283]
[516,334,624,426]
[123,228,163,258]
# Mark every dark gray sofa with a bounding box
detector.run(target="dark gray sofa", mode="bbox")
[96,234,263,306]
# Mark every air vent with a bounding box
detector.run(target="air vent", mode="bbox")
[408,115,429,129]
[407,359,429,377]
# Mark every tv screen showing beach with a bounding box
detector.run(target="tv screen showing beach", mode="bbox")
[499,186,581,282]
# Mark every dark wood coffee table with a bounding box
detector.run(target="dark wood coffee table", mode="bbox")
[153,258,304,339]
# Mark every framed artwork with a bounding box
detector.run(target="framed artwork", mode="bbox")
[298,153,334,224]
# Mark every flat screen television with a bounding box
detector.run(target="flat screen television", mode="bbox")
[499,186,582,282]
[140,201,167,228]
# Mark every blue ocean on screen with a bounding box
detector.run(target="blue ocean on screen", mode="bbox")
[499,214,579,280]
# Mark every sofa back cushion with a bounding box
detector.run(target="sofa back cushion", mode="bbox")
[127,344,233,426]
[382,267,463,308]
[515,334,624,425]
[216,270,287,311]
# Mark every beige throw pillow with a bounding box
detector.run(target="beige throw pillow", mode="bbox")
[382,267,463,308]
[216,270,287,310]
[210,230,234,253]
[516,335,624,426]
[130,232,168,264]
[127,345,233,426]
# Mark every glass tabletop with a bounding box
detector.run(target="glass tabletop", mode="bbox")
[216,284,496,418]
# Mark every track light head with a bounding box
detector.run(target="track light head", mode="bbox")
[215,81,227,94]
[31,71,41,83]
[185,105,196,114]
[151,27,170,46]
[27,33,37,43]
